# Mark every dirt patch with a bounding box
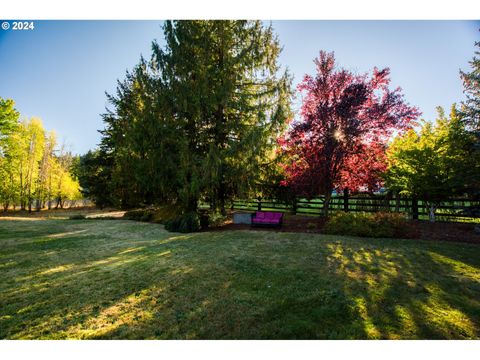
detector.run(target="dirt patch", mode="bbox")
[403,220,480,244]
[213,213,480,244]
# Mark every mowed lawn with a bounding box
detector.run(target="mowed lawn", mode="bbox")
[1,218,480,339]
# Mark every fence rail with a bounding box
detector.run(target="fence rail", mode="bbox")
[230,194,480,223]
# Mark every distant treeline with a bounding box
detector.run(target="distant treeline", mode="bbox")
[0,98,81,212]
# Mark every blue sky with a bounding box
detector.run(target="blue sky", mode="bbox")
[0,20,479,154]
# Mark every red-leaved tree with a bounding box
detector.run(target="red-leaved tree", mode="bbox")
[279,51,420,214]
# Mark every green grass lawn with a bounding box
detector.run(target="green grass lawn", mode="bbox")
[1,218,480,339]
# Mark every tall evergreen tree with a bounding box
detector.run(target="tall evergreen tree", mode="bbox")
[459,39,480,196]
[460,40,480,131]
[75,149,114,208]
[100,21,292,214]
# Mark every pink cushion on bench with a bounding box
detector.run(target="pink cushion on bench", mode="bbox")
[255,211,265,219]
[264,212,274,219]
[252,211,283,225]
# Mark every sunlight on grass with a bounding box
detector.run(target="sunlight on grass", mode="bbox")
[420,283,477,338]
[156,250,171,257]
[353,297,381,338]
[118,247,146,255]
[155,234,193,245]
[1,218,480,339]
[393,305,417,338]
[37,264,75,276]
[47,230,87,238]
[0,260,17,269]
[69,288,159,339]
[169,266,194,275]
[429,252,480,281]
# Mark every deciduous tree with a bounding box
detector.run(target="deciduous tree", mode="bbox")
[280,51,419,215]
[0,106,81,211]
[385,105,477,222]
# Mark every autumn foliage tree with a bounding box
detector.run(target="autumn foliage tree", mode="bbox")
[280,51,420,214]
[0,97,81,211]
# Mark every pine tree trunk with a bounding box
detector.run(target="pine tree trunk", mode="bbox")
[219,180,226,216]
[187,197,198,213]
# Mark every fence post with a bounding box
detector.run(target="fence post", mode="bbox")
[412,197,419,220]
[257,197,262,211]
[395,192,400,212]
[343,188,349,212]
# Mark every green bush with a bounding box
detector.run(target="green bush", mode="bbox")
[208,211,228,228]
[123,209,155,222]
[140,212,154,222]
[306,222,317,231]
[123,209,147,221]
[195,210,228,230]
[164,211,201,233]
[324,211,408,238]
[69,214,86,220]
[152,205,182,224]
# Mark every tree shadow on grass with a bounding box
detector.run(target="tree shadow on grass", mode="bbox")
[319,240,480,339]
[1,223,480,339]
[93,236,480,339]
[0,221,199,339]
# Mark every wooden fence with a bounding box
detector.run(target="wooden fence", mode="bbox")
[231,194,480,223]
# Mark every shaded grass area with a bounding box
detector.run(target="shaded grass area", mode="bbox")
[1,218,480,339]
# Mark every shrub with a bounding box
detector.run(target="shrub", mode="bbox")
[195,210,228,230]
[208,211,228,228]
[123,209,148,221]
[140,212,154,222]
[324,211,408,238]
[69,214,86,220]
[123,209,155,222]
[152,205,182,224]
[164,211,201,233]
[306,222,317,231]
